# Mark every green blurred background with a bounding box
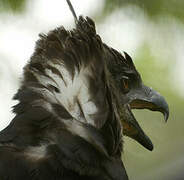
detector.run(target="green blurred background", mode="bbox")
[0,0,184,179]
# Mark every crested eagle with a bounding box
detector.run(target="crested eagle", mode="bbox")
[0,1,169,180]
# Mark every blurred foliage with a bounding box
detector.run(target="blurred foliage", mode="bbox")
[0,0,26,13]
[104,0,184,22]
[1,0,184,22]
[135,44,184,112]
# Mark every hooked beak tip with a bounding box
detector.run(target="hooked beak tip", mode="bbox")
[164,110,169,122]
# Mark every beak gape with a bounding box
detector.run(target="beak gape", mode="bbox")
[120,85,169,151]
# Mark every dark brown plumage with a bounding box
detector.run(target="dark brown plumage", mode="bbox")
[0,15,169,180]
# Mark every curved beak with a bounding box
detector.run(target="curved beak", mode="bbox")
[121,85,169,151]
[130,85,169,121]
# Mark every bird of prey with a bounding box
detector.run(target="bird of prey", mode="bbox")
[0,1,169,180]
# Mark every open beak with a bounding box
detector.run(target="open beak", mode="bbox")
[120,85,169,151]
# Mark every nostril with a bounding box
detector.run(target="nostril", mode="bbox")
[143,86,152,96]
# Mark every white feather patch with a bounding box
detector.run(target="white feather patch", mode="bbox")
[33,62,99,125]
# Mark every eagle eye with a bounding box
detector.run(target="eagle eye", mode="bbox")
[121,76,130,93]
